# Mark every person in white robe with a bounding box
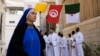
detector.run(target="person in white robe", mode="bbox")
[43,32,49,56]
[48,28,60,56]
[71,31,77,56]
[58,32,69,56]
[75,27,84,56]
[58,32,62,56]
[48,33,54,56]
[67,34,72,56]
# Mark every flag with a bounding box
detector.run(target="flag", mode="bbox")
[46,5,63,24]
[65,3,80,23]
[35,3,48,13]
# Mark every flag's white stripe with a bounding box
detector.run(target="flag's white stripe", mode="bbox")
[66,12,80,23]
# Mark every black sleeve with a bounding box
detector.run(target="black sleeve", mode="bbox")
[6,26,28,56]
[40,35,46,50]
[33,25,46,56]
[39,35,46,56]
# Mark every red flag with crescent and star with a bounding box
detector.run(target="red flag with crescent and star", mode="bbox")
[46,5,63,24]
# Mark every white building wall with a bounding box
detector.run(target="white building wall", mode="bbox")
[0,0,6,55]
[5,12,22,48]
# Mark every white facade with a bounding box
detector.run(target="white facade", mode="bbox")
[0,0,6,55]
[4,0,23,50]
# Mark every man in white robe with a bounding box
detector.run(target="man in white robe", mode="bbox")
[75,27,84,56]
[71,31,77,56]
[67,34,72,56]
[48,28,60,56]
[43,32,49,56]
[58,33,69,56]
[48,33,54,56]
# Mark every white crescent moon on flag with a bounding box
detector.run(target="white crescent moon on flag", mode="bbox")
[49,9,58,18]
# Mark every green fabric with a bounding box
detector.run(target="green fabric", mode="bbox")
[65,3,80,14]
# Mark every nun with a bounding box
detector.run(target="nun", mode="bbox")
[6,8,45,56]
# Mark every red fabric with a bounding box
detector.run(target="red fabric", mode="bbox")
[46,5,63,24]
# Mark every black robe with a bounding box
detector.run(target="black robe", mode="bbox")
[6,23,45,56]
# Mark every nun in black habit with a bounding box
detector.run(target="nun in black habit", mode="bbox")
[6,8,45,56]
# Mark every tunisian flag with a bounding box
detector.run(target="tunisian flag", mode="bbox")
[46,5,63,24]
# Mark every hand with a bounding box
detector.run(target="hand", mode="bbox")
[49,42,53,45]
[63,47,65,49]
[47,46,49,49]
[43,49,46,52]
[74,39,76,41]
[71,45,75,48]
[43,49,46,54]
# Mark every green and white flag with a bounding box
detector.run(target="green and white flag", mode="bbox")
[65,3,80,23]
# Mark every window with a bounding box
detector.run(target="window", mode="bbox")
[17,10,23,15]
[9,21,15,23]
[9,8,23,15]
[9,9,16,14]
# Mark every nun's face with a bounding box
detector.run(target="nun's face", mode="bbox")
[27,9,37,22]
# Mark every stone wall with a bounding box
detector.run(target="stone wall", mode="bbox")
[63,16,100,45]
[63,16,100,56]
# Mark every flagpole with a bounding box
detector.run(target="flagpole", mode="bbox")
[39,11,41,30]
[55,0,64,32]
[35,3,48,31]
[55,0,61,32]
